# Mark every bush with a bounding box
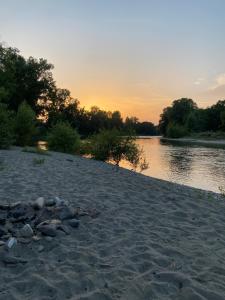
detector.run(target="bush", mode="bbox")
[166,123,188,138]
[88,129,148,170]
[0,104,15,149]
[15,102,36,146]
[47,122,80,153]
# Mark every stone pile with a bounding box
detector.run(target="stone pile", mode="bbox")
[0,197,99,265]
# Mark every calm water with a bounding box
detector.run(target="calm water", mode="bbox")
[121,137,225,193]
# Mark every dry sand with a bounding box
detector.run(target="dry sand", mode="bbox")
[0,148,225,300]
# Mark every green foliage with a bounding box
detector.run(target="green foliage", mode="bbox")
[47,122,80,154]
[88,129,148,170]
[15,102,36,146]
[0,103,15,149]
[0,44,54,115]
[166,123,188,138]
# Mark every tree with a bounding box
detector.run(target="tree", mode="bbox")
[0,44,55,115]
[47,122,80,154]
[15,102,36,146]
[0,103,15,149]
[89,129,148,170]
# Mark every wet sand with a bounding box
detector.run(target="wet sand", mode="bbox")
[0,148,225,300]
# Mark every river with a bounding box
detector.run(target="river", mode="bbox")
[121,137,225,193]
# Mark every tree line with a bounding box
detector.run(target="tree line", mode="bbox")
[159,98,225,138]
[0,44,157,137]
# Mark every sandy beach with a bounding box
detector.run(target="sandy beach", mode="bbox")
[0,148,225,300]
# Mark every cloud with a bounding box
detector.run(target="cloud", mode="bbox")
[194,77,204,85]
[211,73,225,89]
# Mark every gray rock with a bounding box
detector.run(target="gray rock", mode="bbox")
[6,237,17,249]
[45,199,56,207]
[0,204,10,210]
[57,206,74,221]
[55,197,67,206]
[57,224,70,235]
[33,197,45,210]
[0,241,5,247]
[37,224,57,237]
[20,224,33,238]
[34,207,55,225]
[68,219,80,228]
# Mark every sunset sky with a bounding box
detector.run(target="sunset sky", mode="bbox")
[1,0,225,123]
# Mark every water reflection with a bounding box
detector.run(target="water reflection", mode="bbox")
[121,137,225,193]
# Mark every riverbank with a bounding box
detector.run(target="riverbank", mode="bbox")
[161,137,225,147]
[1,148,225,299]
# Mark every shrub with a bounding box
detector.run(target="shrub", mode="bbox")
[88,129,148,170]
[166,123,188,138]
[47,122,80,154]
[15,102,36,146]
[0,103,15,149]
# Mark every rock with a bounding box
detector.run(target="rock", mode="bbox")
[38,219,61,226]
[9,203,29,220]
[56,206,74,221]
[33,197,45,210]
[45,199,56,207]
[57,224,70,235]
[10,202,22,208]
[68,219,80,228]
[0,204,10,210]
[0,241,5,247]
[20,224,33,238]
[6,237,17,249]
[55,197,67,207]
[32,235,41,241]
[45,236,53,241]
[38,245,44,252]
[37,224,57,237]
[34,207,55,225]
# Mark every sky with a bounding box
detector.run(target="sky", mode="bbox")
[1,0,225,124]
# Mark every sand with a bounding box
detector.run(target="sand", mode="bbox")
[0,148,225,300]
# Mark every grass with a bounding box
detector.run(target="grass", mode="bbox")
[22,146,50,156]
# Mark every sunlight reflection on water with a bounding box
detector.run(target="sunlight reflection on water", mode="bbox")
[121,137,225,193]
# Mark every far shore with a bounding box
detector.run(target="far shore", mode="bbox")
[161,136,225,147]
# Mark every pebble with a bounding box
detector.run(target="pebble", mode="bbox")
[45,199,56,207]
[6,237,17,249]
[55,197,67,206]
[57,224,70,235]
[68,219,80,228]
[37,224,57,237]
[57,206,74,221]
[20,224,34,238]
[33,197,45,210]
